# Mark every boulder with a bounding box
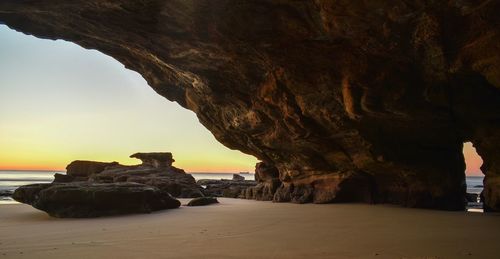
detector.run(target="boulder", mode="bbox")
[13,182,180,218]
[465,193,479,203]
[186,197,219,206]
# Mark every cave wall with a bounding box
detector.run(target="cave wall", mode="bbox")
[0,0,499,210]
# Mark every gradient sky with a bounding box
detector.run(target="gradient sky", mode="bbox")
[0,25,483,176]
[0,25,257,172]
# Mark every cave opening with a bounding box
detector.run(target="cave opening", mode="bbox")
[463,142,484,212]
[0,24,257,173]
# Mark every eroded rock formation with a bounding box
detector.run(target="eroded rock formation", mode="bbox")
[58,153,204,198]
[1,1,499,210]
[130,152,174,168]
[198,177,256,198]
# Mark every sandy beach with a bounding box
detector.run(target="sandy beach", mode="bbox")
[0,198,499,259]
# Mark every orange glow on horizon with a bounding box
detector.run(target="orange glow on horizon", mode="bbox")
[0,161,255,173]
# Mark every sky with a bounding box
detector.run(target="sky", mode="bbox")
[0,25,483,176]
[0,25,258,172]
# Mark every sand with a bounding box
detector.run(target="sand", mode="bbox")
[0,199,499,259]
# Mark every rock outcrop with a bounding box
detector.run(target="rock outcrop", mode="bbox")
[232,174,245,181]
[13,182,180,218]
[89,163,204,198]
[130,152,174,168]
[55,153,204,198]
[0,1,499,211]
[245,162,281,201]
[198,178,257,198]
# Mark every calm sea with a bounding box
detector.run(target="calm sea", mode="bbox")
[0,171,484,209]
[0,170,254,204]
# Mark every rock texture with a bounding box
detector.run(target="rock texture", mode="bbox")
[90,163,204,198]
[186,197,219,207]
[130,152,174,168]
[198,178,257,198]
[59,153,204,198]
[0,1,499,210]
[13,182,181,218]
[246,162,281,201]
[54,152,203,198]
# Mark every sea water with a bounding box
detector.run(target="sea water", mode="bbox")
[0,171,485,211]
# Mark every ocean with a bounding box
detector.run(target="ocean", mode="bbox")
[0,171,484,211]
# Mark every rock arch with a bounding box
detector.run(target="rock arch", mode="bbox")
[1,0,499,210]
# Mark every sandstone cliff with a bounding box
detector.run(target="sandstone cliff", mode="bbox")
[1,0,498,210]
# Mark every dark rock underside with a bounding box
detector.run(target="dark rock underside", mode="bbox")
[13,182,181,218]
[1,0,499,210]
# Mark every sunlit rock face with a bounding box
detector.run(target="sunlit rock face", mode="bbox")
[1,0,499,210]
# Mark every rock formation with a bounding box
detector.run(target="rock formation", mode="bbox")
[130,152,174,168]
[232,174,245,181]
[0,1,499,211]
[56,153,204,198]
[13,182,180,218]
[198,178,257,198]
[66,161,119,178]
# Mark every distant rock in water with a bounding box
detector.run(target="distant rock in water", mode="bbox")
[0,189,14,197]
[13,182,180,218]
[186,197,219,206]
[232,174,245,181]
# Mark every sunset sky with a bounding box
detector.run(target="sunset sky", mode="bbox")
[0,25,257,173]
[0,25,483,176]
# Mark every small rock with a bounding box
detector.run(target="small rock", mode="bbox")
[187,197,219,206]
[232,174,245,181]
[465,193,479,202]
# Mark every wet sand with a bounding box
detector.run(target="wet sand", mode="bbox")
[0,198,499,258]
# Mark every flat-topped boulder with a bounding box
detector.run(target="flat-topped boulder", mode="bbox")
[130,152,174,168]
[13,182,180,218]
